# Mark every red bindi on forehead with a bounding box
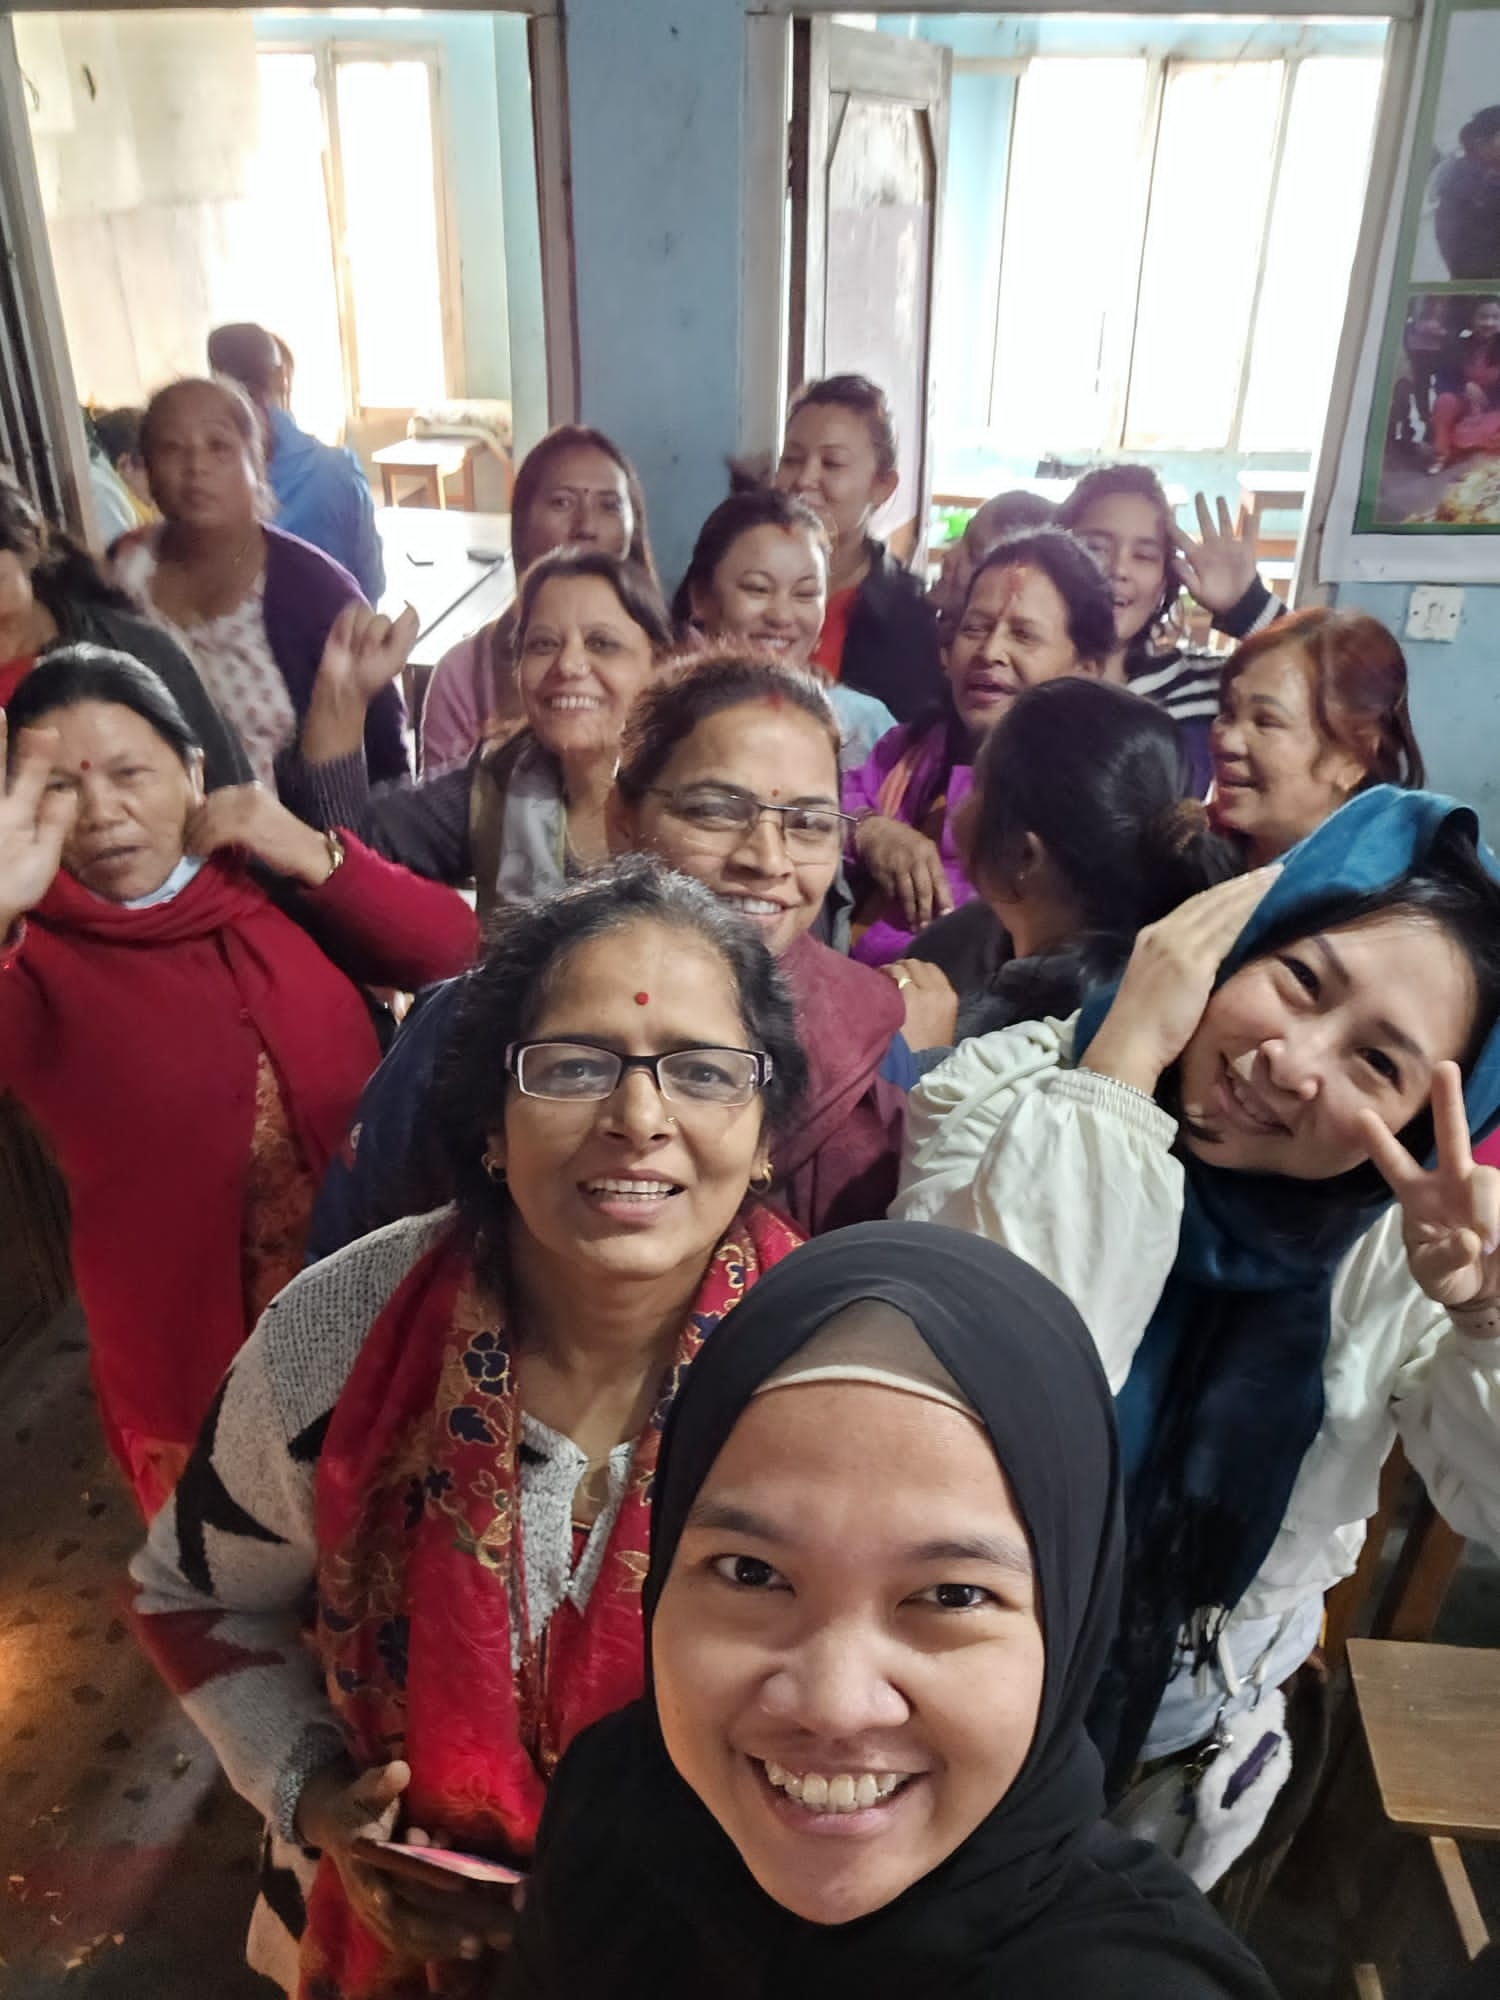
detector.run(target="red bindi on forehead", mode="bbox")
[634,991,650,1006]
[79,759,91,772]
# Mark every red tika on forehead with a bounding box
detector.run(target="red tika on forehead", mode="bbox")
[634,991,650,1006]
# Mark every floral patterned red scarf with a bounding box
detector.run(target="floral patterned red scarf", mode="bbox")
[301,1201,803,1999]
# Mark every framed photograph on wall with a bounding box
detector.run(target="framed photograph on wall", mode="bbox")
[1356,0,1500,539]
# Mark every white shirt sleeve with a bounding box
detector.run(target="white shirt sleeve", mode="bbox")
[895,1016,1186,1391]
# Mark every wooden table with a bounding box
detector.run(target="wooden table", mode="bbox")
[375,506,515,685]
[1328,1641,1500,1995]
[1350,1640,1500,1841]
[373,437,481,511]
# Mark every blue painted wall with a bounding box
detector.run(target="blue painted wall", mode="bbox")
[252,11,520,404]
[1332,582,1500,848]
[561,0,747,588]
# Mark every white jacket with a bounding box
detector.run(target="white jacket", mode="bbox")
[895,1016,1500,1632]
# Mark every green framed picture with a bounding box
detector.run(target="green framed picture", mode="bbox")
[1358,0,1500,532]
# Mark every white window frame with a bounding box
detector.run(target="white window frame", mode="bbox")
[990,47,1378,458]
[259,35,466,428]
[0,0,574,547]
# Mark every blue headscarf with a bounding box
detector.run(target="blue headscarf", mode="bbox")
[1075,786,1500,1785]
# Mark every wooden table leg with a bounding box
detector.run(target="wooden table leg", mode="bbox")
[380,465,396,506]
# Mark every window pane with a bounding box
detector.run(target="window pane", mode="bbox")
[335,58,447,409]
[1239,57,1384,451]
[231,54,346,444]
[991,59,1151,453]
[1124,62,1284,450]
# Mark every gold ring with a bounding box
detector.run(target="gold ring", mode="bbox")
[892,970,913,991]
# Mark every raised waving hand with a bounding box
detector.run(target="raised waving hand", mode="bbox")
[1360,1063,1500,1317]
[301,602,420,765]
[1172,493,1261,617]
[0,717,76,932]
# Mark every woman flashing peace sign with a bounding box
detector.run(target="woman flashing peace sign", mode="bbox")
[899,786,1500,1890]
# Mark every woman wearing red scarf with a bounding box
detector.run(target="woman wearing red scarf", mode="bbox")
[131,857,807,1998]
[0,642,477,1516]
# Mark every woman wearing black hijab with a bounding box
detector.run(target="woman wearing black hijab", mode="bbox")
[498,1224,1274,1999]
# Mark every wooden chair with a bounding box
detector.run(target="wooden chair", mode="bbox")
[1322,1441,1466,1676]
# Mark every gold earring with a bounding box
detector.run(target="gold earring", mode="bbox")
[750,1162,774,1193]
[483,1153,507,1185]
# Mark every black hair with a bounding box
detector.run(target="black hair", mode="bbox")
[6,644,202,769]
[785,374,898,479]
[961,489,1055,553]
[960,680,1237,1036]
[510,424,657,581]
[513,547,676,661]
[92,407,146,467]
[671,489,829,629]
[616,651,841,803]
[900,526,1119,834]
[206,323,282,401]
[432,856,810,1283]
[1174,823,1500,1219]
[963,526,1118,667]
[139,375,265,477]
[0,481,134,618]
[1057,464,1185,664]
[1460,105,1500,152]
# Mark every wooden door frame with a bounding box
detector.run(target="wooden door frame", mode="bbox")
[0,0,576,543]
[784,19,949,562]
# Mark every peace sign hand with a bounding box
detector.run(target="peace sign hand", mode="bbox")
[1360,1062,1500,1317]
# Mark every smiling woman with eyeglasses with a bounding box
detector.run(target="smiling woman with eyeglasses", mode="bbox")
[306,655,927,1262]
[132,856,808,1999]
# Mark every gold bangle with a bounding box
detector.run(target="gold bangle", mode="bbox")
[322,830,346,882]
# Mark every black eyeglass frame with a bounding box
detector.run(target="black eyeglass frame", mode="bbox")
[504,1040,774,1104]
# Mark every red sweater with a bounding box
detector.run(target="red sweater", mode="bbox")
[0,837,477,1452]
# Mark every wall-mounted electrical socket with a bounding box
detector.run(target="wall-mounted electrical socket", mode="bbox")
[1406,584,1464,643]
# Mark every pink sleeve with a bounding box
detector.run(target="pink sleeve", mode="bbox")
[419,634,491,777]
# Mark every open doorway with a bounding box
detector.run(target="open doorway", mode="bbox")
[7,7,554,664]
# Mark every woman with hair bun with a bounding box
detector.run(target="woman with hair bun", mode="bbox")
[673,486,896,770]
[1210,608,1424,865]
[773,374,941,723]
[905,679,1238,1038]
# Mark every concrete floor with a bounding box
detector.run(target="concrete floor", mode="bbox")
[0,1305,272,1999]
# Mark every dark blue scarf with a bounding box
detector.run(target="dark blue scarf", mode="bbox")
[1076,787,1500,1785]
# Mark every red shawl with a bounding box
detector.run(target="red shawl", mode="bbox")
[303,1201,804,2000]
[0,842,476,1473]
[774,930,907,1233]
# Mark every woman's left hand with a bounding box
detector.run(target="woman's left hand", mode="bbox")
[1360,1063,1500,1318]
[301,603,420,764]
[1172,493,1260,616]
[185,784,337,887]
[885,959,959,1051]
